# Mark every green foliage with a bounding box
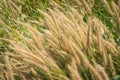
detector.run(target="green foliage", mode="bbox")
[92,0,120,45]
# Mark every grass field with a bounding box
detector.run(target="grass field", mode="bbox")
[0,0,120,80]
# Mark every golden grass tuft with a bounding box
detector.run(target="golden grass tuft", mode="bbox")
[0,0,120,80]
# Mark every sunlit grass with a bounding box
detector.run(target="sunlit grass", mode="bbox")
[0,0,120,80]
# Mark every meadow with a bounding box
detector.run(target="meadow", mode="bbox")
[0,0,120,80]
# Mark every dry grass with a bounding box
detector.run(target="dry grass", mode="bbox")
[0,0,120,80]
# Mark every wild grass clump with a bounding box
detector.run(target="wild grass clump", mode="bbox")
[0,0,120,80]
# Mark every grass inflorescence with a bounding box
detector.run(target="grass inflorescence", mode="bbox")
[0,0,120,80]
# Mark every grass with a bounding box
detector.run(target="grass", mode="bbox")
[0,0,120,80]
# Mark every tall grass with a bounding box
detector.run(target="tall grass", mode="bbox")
[0,0,120,80]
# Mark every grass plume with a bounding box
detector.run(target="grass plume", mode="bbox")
[0,0,120,80]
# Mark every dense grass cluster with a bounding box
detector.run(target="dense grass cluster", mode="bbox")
[0,0,120,80]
